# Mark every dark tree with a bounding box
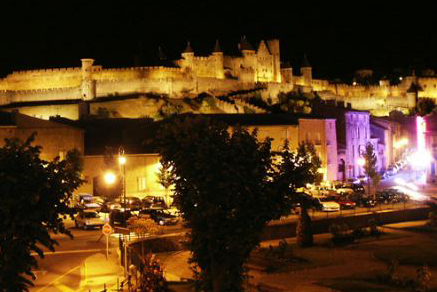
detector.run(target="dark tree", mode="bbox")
[276,141,322,247]
[0,134,84,291]
[157,116,321,291]
[362,142,379,199]
[416,98,436,116]
[156,159,174,207]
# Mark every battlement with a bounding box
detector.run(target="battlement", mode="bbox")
[8,66,105,77]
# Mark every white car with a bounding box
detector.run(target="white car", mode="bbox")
[75,210,104,230]
[316,197,340,212]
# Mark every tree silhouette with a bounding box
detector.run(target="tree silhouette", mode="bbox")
[0,134,83,291]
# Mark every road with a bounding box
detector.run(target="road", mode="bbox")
[29,219,111,292]
[29,217,184,292]
[29,169,436,291]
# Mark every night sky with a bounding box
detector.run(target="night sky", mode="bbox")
[1,1,436,80]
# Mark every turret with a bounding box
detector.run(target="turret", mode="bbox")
[300,54,312,87]
[281,61,293,83]
[212,40,224,79]
[267,39,281,83]
[182,41,194,60]
[181,41,195,74]
[406,82,422,109]
[80,58,95,100]
[238,36,256,81]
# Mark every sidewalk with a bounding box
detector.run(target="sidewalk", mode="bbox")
[79,248,125,291]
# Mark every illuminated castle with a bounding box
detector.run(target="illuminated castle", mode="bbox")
[0,37,433,119]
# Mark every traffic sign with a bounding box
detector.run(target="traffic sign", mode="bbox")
[102,223,112,235]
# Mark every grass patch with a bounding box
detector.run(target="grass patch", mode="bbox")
[374,241,437,266]
[249,244,349,273]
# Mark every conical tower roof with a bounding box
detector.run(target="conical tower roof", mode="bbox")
[407,82,423,93]
[302,54,311,68]
[157,46,167,60]
[183,41,194,53]
[213,40,222,53]
[239,36,254,51]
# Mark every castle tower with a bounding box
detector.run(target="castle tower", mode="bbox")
[181,41,195,74]
[281,61,293,83]
[406,82,422,109]
[80,58,95,100]
[267,39,282,83]
[300,54,312,87]
[239,36,256,81]
[212,40,224,79]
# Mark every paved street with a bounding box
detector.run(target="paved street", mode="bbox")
[29,219,123,292]
[28,168,437,291]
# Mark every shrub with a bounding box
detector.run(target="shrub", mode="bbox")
[138,253,170,292]
[368,218,381,236]
[427,211,437,227]
[416,264,432,292]
[127,216,159,237]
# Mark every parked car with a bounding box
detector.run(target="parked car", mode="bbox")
[142,196,167,209]
[377,189,410,204]
[347,193,377,208]
[386,166,397,176]
[336,198,356,209]
[352,184,365,194]
[335,186,354,195]
[75,210,104,230]
[109,209,132,226]
[73,193,100,209]
[315,197,340,212]
[139,208,179,225]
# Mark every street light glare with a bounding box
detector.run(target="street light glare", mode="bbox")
[104,172,116,184]
[357,157,365,166]
[119,156,126,165]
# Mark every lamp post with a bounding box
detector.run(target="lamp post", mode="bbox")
[118,147,126,226]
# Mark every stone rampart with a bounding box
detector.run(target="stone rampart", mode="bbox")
[0,87,81,105]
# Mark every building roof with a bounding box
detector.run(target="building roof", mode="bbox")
[239,36,254,51]
[183,41,194,53]
[51,116,159,155]
[302,54,311,68]
[0,111,16,126]
[213,40,222,53]
[204,113,299,126]
[407,82,423,93]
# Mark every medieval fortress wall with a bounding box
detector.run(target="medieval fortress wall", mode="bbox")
[0,38,435,118]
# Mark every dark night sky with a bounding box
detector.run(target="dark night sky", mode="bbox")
[1,1,436,80]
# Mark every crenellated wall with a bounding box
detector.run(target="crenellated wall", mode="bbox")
[3,38,437,118]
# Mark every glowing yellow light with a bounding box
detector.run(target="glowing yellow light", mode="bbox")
[357,158,365,166]
[118,156,126,165]
[104,171,116,184]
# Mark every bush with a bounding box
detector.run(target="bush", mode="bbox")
[416,264,432,292]
[351,227,366,239]
[427,211,437,227]
[262,239,293,261]
[127,216,159,237]
[368,218,381,236]
[138,253,170,292]
[329,223,355,246]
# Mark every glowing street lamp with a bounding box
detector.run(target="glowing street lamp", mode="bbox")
[104,171,117,184]
[357,157,365,167]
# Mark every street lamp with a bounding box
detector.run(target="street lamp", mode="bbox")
[118,147,126,226]
[104,171,117,184]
